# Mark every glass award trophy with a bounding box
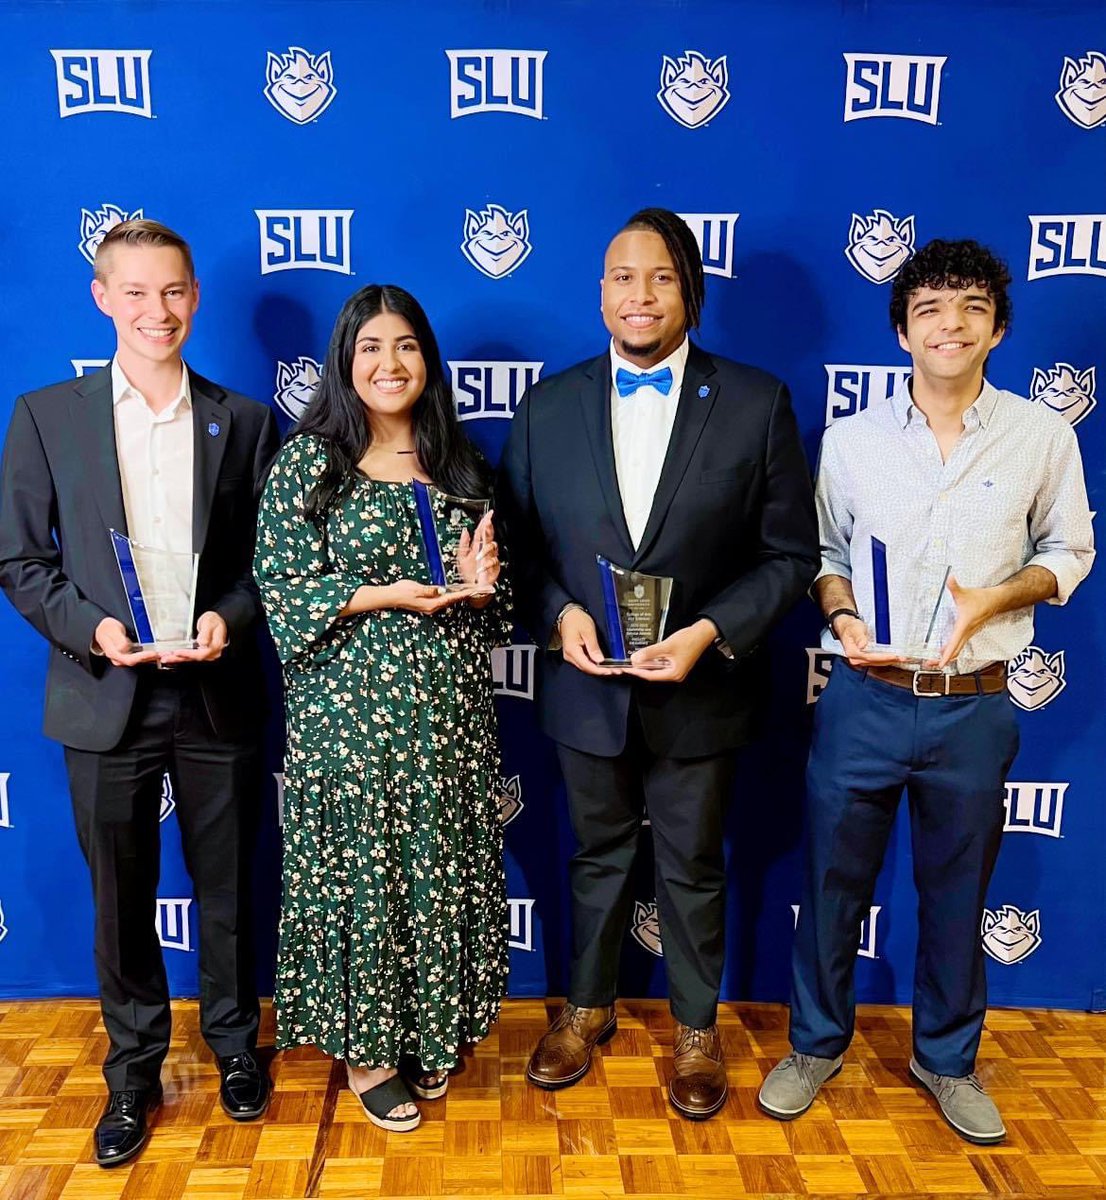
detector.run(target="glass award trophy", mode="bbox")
[110,529,199,651]
[596,555,674,667]
[411,481,494,594]
[863,536,952,662]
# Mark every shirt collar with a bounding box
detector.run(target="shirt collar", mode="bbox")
[609,336,689,392]
[111,358,191,413]
[891,375,999,430]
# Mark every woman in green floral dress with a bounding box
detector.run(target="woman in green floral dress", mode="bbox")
[254,285,510,1130]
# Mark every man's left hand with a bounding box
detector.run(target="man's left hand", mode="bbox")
[930,576,997,669]
[158,611,229,664]
[622,620,717,683]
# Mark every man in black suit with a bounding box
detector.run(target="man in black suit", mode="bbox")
[0,220,279,1166]
[499,208,819,1120]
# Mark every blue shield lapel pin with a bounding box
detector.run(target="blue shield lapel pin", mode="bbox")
[698,385,710,398]
[207,422,221,437]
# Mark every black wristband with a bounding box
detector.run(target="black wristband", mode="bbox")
[825,607,861,637]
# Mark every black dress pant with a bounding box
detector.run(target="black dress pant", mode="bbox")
[64,669,261,1091]
[556,705,736,1029]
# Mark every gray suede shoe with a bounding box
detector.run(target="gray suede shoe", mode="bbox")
[758,1051,843,1119]
[909,1058,1006,1145]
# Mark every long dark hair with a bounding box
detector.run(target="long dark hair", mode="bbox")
[293,284,492,525]
[623,208,706,332]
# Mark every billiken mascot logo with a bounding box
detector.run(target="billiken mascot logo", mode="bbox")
[657,51,730,128]
[1007,646,1066,711]
[79,203,144,265]
[1030,363,1096,426]
[265,47,337,124]
[0,900,6,945]
[846,209,915,283]
[982,905,1042,964]
[497,775,524,826]
[631,900,663,956]
[1055,51,1106,129]
[275,357,322,421]
[461,204,532,278]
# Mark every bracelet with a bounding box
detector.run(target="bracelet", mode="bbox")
[555,602,586,631]
[825,607,861,638]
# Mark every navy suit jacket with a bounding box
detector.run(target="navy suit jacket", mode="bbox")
[0,364,280,751]
[497,342,819,758]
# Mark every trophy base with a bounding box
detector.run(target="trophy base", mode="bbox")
[599,657,672,670]
[439,583,495,596]
[864,643,938,663]
[133,639,199,652]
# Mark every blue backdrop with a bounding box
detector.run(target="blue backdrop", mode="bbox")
[1,0,1103,1014]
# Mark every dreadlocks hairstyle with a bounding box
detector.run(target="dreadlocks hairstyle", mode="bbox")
[293,285,492,527]
[622,208,706,332]
[890,239,1012,335]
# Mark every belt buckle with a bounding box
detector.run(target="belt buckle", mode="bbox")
[912,669,950,697]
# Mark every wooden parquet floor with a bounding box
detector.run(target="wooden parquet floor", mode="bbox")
[0,999,1103,1200]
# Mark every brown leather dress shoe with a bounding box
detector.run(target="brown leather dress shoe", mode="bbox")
[669,1022,727,1120]
[526,1002,617,1090]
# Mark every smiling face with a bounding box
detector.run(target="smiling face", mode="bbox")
[601,229,687,368]
[91,244,198,374]
[349,310,427,419]
[896,286,1004,390]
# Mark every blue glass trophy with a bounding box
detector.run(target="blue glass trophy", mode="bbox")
[110,530,199,651]
[411,481,494,594]
[864,536,951,662]
[596,555,673,667]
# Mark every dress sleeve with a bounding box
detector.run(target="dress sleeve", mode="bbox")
[253,436,366,666]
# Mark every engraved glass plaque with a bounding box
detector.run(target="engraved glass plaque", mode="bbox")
[110,529,198,651]
[596,555,673,667]
[412,481,494,594]
[863,536,952,662]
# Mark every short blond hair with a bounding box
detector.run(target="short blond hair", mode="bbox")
[93,219,195,282]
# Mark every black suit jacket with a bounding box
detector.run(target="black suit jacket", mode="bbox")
[498,343,819,758]
[0,364,280,752]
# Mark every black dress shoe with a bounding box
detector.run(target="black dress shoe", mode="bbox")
[94,1084,162,1168]
[217,1051,271,1120]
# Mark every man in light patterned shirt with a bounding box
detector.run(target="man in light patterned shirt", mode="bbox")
[759,240,1093,1144]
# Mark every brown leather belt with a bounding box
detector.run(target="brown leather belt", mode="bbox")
[853,660,1008,697]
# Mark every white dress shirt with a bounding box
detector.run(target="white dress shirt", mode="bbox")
[816,378,1094,671]
[112,359,195,636]
[610,337,688,548]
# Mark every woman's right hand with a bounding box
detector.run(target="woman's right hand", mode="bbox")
[385,580,476,614]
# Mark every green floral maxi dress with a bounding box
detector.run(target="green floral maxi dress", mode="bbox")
[254,435,510,1069]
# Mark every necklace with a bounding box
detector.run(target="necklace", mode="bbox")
[395,449,415,455]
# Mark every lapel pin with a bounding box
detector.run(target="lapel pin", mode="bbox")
[698,385,710,398]
[207,422,221,437]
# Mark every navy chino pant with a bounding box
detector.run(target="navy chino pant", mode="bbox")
[789,659,1019,1077]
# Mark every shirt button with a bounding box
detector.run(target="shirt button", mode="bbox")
[154,516,163,525]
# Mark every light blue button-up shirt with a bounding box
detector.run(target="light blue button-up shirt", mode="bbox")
[815,378,1094,671]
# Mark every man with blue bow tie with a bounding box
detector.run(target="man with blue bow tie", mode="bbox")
[499,208,819,1120]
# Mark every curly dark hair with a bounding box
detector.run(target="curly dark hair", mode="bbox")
[890,239,1012,334]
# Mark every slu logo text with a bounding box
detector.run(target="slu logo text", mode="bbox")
[1028,216,1106,280]
[492,644,536,700]
[51,50,153,118]
[1030,363,1096,426]
[1003,782,1067,838]
[0,900,6,945]
[657,51,730,128]
[676,213,740,278]
[0,774,10,829]
[982,905,1041,964]
[275,357,322,421]
[450,360,542,420]
[264,47,336,124]
[508,898,535,951]
[846,209,915,283]
[461,205,531,278]
[256,210,353,275]
[446,50,546,118]
[79,204,144,266]
[824,364,911,425]
[631,901,663,957]
[156,899,193,952]
[793,903,881,959]
[72,359,109,377]
[806,649,835,704]
[1007,646,1066,711]
[1055,51,1106,129]
[843,53,946,124]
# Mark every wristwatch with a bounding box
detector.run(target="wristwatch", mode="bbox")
[825,607,861,638]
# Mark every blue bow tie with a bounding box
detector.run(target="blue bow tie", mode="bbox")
[615,366,673,397]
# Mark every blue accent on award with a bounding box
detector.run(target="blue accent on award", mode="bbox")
[595,555,673,667]
[109,529,199,651]
[411,481,494,594]
[864,535,951,662]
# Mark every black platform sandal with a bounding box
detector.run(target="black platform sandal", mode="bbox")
[349,1073,421,1131]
